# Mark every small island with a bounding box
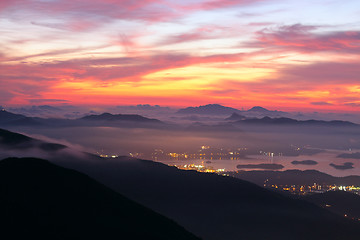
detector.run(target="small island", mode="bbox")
[291,160,318,165]
[329,162,354,170]
[236,163,284,170]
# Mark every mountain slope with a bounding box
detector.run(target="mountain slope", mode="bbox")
[0,128,67,153]
[1,128,360,240]
[247,106,273,113]
[0,110,25,122]
[0,128,32,146]
[0,110,164,128]
[302,191,360,220]
[57,157,360,240]
[0,157,200,240]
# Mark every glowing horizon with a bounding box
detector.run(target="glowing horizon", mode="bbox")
[1,0,360,112]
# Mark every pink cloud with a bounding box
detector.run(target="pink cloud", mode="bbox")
[201,0,263,10]
[161,32,211,45]
[280,62,360,85]
[0,0,23,11]
[206,59,360,108]
[28,98,69,104]
[2,0,270,27]
[70,52,246,80]
[159,25,230,45]
[177,0,265,11]
[1,0,180,36]
[11,0,177,22]
[6,45,109,62]
[0,51,246,103]
[249,24,360,53]
[252,61,360,94]
[2,52,360,110]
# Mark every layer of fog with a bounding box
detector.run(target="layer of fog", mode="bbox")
[2,123,360,177]
[8,123,360,154]
[4,104,360,124]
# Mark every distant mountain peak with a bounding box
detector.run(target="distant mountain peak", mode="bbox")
[247,106,271,112]
[204,103,224,107]
[177,104,242,115]
[0,157,200,240]
[238,116,357,126]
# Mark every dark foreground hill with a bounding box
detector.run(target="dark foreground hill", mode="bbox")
[302,191,360,220]
[0,157,200,240]
[57,157,360,240]
[1,128,360,240]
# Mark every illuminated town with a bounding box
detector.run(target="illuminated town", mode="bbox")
[97,145,360,196]
[128,145,286,161]
[262,181,360,195]
[170,163,226,174]
[126,144,317,162]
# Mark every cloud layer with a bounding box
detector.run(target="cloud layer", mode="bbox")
[1,0,360,111]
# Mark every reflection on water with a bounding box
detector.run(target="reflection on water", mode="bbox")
[157,149,360,177]
[10,126,360,177]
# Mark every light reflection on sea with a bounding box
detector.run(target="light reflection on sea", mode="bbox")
[158,149,360,177]
[10,126,360,177]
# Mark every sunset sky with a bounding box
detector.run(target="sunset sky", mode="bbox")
[1,0,360,111]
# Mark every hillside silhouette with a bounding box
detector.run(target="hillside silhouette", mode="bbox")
[58,157,360,240]
[0,157,200,240]
[1,128,360,240]
[303,191,360,220]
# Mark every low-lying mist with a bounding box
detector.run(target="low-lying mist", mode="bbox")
[2,123,360,177]
[7,124,360,156]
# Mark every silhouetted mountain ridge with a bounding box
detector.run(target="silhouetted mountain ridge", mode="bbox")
[238,116,357,126]
[81,112,162,123]
[0,110,37,125]
[177,104,243,115]
[0,128,67,152]
[177,104,290,118]
[302,191,360,220]
[0,128,32,145]
[0,127,359,240]
[58,156,360,240]
[0,110,164,128]
[0,157,200,240]
[247,106,273,113]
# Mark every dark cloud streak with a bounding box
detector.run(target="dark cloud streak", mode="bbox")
[248,24,360,53]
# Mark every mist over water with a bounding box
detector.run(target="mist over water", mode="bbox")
[6,123,360,177]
